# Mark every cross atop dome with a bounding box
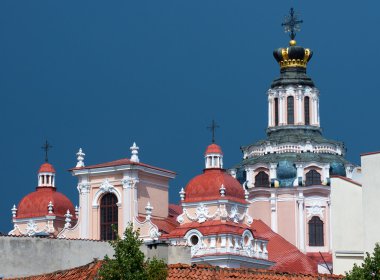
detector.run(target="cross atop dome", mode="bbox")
[281,7,303,43]
[207,120,219,144]
[41,140,53,163]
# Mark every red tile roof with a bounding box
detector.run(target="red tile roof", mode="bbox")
[167,264,343,279]
[38,163,56,173]
[204,143,223,155]
[307,252,333,264]
[161,220,260,239]
[6,260,102,280]
[7,261,343,280]
[71,158,176,175]
[184,168,247,204]
[251,220,318,275]
[16,188,75,219]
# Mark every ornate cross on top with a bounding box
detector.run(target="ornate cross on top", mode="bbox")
[281,8,303,40]
[41,140,53,162]
[207,120,219,143]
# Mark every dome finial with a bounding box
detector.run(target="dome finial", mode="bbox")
[281,7,303,43]
[76,148,85,168]
[130,142,140,163]
[41,140,53,163]
[207,120,219,144]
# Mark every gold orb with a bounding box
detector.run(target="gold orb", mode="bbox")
[289,40,297,46]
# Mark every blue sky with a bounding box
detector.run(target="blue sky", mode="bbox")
[0,1,378,232]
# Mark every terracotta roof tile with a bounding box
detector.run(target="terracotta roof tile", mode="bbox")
[251,220,318,275]
[6,260,102,280]
[8,262,344,279]
[167,264,343,279]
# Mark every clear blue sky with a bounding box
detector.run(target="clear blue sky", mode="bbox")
[0,1,378,232]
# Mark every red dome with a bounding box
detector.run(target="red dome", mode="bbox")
[38,163,56,173]
[184,169,246,204]
[16,188,74,219]
[204,144,223,155]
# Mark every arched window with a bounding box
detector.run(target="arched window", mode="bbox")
[305,169,322,186]
[304,96,310,125]
[255,171,270,188]
[308,216,324,246]
[287,96,294,124]
[100,193,118,241]
[274,98,279,126]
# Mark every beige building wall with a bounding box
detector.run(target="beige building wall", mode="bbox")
[331,176,363,275]
[362,152,380,254]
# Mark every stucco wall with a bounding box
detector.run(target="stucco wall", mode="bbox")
[362,152,380,253]
[331,177,364,275]
[0,236,191,278]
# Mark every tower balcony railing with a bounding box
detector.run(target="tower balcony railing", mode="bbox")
[246,143,343,157]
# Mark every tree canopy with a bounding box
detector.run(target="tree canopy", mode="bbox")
[98,224,167,280]
[346,243,380,280]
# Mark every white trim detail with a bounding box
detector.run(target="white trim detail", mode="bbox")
[92,179,122,207]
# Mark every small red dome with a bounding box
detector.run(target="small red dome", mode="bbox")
[184,169,246,204]
[16,188,74,219]
[38,163,56,173]
[204,143,223,155]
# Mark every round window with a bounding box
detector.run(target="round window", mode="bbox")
[190,235,199,246]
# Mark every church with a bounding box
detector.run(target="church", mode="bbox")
[7,8,370,276]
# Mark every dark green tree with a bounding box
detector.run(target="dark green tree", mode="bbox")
[346,243,380,280]
[98,223,167,280]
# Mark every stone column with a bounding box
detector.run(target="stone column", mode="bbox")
[77,182,90,239]
[296,91,303,124]
[322,164,330,185]
[317,98,320,126]
[298,192,305,252]
[279,96,285,125]
[246,167,254,188]
[268,97,273,127]
[312,96,318,125]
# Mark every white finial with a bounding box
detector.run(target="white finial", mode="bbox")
[76,148,85,168]
[244,189,249,201]
[75,205,79,219]
[219,184,226,197]
[179,188,186,201]
[11,205,17,218]
[145,202,153,220]
[130,142,140,163]
[48,201,54,214]
[64,209,72,228]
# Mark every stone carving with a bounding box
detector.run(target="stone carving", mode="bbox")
[306,201,325,218]
[25,220,39,236]
[184,204,219,224]
[100,179,114,193]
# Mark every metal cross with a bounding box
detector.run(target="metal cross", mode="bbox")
[41,140,53,162]
[281,8,303,40]
[207,120,219,143]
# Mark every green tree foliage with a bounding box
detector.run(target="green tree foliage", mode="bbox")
[346,243,380,280]
[98,224,168,280]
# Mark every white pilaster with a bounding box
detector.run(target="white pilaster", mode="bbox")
[269,163,277,180]
[328,198,332,251]
[122,171,139,229]
[298,192,305,252]
[322,164,330,185]
[296,163,304,186]
[279,96,285,125]
[297,91,303,124]
[246,168,254,188]
[77,181,90,239]
[270,191,278,232]
[312,96,318,125]
[268,97,273,127]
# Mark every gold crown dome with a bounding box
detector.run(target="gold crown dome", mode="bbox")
[275,8,312,69]
[273,40,313,69]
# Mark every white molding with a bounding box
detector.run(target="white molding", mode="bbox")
[92,179,122,207]
[72,164,175,179]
